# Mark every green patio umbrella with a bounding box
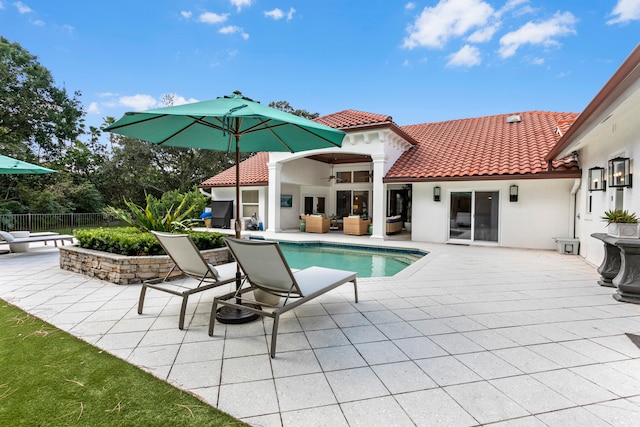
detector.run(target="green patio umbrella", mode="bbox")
[0,154,56,174]
[104,91,346,322]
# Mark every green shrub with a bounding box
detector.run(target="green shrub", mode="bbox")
[104,193,198,232]
[74,227,225,256]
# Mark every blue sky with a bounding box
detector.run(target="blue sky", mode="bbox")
[1,0,639,134]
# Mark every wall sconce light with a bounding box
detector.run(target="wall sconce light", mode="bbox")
[433,186,441,202]
[509,185,518,202]
[608,157,632,188]
[588,166,606,191]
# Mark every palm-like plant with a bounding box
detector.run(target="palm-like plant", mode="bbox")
[105,194,197,232]
[601,209,639,225]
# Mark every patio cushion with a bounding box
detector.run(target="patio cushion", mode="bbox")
[0,231,15,242]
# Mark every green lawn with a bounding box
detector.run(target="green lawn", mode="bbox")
[0,300,247,426]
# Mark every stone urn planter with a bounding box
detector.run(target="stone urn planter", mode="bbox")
[602,209,639,239]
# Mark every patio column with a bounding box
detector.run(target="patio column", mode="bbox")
[266,161,282,233]
[370,154,387,240]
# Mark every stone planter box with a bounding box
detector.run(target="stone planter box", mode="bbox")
[59,245,231,285]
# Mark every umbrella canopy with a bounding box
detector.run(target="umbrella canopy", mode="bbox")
[103,91,345,152]
[0,154,56,174]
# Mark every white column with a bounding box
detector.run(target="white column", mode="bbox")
[370,154,387,240]
[266,161,282,233]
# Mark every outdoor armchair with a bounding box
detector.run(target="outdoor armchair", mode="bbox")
[139,231,239,329]
[343,216,371,235]
[209,237,358,357]
[304,214,330,233]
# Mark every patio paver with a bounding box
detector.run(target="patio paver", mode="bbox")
[2,231,640,426]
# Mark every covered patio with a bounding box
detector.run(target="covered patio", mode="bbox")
[2,234,640,426]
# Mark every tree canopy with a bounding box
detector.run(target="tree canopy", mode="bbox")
[0,36,320,215]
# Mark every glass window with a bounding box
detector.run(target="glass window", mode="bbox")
[353,171,370,183]
[353,191,369,217]
[336,171,351,183]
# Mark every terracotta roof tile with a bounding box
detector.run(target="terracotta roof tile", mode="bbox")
[199,152,269,188]
[315,110,393,129]
[387,111,580,180]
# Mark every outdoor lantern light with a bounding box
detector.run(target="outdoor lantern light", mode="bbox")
[608,157,632,188]
[509,185,518,202]
[588,166,606,191]
[433,186,441,202]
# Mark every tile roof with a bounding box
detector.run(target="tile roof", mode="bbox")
[199,152,269,188]
[386,111,580,181]
[200,111,580,187]
[315,110,394,129]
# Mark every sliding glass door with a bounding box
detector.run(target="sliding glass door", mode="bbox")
[449,191,499,242]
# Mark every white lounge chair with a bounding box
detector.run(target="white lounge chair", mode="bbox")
[0,230,74,252]
[139,231,240,329]
[209,237,358,358]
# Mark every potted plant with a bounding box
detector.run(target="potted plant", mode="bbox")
[601,209,639,238]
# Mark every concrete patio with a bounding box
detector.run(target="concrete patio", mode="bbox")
[2,232,640,426]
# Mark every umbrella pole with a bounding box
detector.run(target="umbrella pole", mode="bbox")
[216,133,261,324]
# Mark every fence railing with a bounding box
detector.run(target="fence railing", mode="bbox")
[0,213,119,234]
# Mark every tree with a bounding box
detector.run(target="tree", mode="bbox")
[0,36,95,213]
[0,36,84,159]
[268,100,319,120]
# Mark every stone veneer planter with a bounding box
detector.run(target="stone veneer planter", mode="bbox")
[59,245,231,285]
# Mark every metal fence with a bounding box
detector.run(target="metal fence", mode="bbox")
[0,213,119,234]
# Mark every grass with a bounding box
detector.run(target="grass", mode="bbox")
[0,301,247,426]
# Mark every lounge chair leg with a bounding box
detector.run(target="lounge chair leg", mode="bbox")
[138,284,147,315]
[208,299,219,336]
[270,313,280,358]
[353,278,358,303]
[178,296,189,330]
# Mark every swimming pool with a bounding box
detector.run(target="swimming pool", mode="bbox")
[274,241,426,278]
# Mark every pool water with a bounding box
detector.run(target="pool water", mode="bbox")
[277,242,425,278]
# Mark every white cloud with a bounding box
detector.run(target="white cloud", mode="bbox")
[286,7,295,21]
[219,25,249,40]
[168,95,199,106]
[87,102,100,115]
[14,1,32,14]
[265,7,295,21]
[405,2,416,10]
[446,44,481,67]
[468,23,498,43]
[181,11,192,19]
[32,19,43,26]
[0,2,5,10]
[498,0,530,16]
[264,8,284,20]
[499,11,577,58]
[403,0,495,49]
[230,0,252,12]
[607,0,640,24]
[119,94,158,111]
[530,57,544,65]
[198,12,229,24]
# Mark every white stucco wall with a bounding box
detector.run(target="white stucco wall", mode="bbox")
[565,74,640,267]
[411,178,577,250]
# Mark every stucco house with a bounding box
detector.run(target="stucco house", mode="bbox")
[545,43,640,266]
[200,43,639,256]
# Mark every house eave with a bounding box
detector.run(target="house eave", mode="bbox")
[383,170,581,184]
